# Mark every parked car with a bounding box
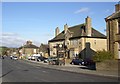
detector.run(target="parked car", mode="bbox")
[31,56,37,60]
[44,58,49,63]
[1,56,4,59]
[28,56,32,60]
[36,56,47,61]
[44,57,59,65]
[31,54,41,61]
[82,58,95,66]
[70,58,83,65]
[10,56,13,59]
[12,56,18,60]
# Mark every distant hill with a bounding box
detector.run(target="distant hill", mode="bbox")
[0,46,8,48]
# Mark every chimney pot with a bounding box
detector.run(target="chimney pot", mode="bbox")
[64,24,68,34]
[115,1,120,12]
[55,27,60,36]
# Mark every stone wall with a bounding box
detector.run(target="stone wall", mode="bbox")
[96,60,119,71]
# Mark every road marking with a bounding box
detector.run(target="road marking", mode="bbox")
[33,76,50,82]
[42,71,46,73]
[41,70,49,74]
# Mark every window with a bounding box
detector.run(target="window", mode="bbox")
[53,52,55,55]
[71,39,78,46]
[94,40,96,45]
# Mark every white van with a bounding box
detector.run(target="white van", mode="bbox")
[31,54,41,60]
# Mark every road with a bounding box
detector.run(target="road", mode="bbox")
[0,58,2,84]
[1,57,118,82]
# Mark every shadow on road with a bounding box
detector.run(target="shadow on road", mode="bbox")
[0,70,13,78]
[79,64,96,70]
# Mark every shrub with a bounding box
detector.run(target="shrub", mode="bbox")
[93,49,114,62]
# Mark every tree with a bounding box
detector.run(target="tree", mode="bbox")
[0,46,9,56]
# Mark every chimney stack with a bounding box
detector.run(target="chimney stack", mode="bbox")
[55,27,60,36]
[64,24,68,34]
[115,1,120,12]
[85,16,92,36]
[26,40,32,45]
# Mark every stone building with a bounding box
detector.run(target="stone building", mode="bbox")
[39,43,49,58]
[105,2,120,59]
[49,16,107,60]
[19,40,39,58]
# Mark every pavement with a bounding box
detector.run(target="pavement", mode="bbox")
[23,59,119,78]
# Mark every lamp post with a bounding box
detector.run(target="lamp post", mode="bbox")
[57,43,65,65]
[59,44,62,48]
[57,44,63,57]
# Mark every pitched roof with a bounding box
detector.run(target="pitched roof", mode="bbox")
[19,44,39,49]
[49,24,106,42]
[39,44,49,52]
[105,10,120,21]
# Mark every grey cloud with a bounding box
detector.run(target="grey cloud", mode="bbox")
[0,32,43,47]
[0,32,26,47]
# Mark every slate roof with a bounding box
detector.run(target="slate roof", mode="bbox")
[19,44,39,49]
[49,24,106,42]
[39,44,49,52]
[105,10,120,21]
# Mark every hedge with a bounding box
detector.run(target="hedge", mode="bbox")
[93,49,114,62]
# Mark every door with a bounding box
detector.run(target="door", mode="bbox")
[70,48,74,59]
[119,43,120,59]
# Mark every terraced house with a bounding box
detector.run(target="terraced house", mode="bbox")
[105,2,120,59]
[49,16,107,60]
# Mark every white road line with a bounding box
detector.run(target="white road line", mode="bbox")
[42,71,47,73]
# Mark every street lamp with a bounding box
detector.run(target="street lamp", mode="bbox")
[56,44,62,58]
[59,44,62,48]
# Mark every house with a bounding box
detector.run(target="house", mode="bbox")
[105,2,120,59]
[39,43,49,58]
[48,16,107,60]
[19,40,39,58]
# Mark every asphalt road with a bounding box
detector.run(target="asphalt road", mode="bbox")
[0,59,2,83]
[1,57,118,82]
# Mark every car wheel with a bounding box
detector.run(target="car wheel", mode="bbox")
[79,63,81,65]
[82,62,84,65]
[71,62,74,65]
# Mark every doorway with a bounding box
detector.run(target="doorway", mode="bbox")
[119,42,120,59]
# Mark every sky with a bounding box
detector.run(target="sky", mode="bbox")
[1,0,119,2]
[1,1,118,48]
